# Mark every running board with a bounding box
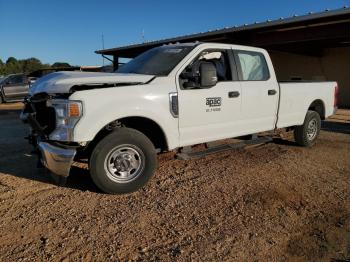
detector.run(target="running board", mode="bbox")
[176,136,273,160]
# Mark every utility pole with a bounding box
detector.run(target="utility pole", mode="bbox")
[101,33,105,66]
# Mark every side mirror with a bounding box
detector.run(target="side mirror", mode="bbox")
[180,66,200,89]
[200,62,217,88]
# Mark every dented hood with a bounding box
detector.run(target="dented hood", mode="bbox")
[29,71,155,95]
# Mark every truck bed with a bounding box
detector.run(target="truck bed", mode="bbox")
[277,81,336,128]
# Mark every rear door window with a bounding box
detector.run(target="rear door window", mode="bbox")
[235,51,269,81]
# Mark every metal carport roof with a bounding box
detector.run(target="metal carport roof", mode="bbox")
[95,6,350,58]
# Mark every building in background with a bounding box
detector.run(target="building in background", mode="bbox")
[96,7,350,107]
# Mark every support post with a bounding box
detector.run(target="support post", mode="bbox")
[113,55,119,71]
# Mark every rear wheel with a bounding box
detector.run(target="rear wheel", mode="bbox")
[90,128,157,194]
[294,110,321,147]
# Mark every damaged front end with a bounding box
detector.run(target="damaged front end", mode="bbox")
[21,93,56,141]
[21,93,80,178]
[21,71,156,179]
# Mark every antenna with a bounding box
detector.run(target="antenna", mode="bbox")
[101,33,105,66]
[142,29,145,42]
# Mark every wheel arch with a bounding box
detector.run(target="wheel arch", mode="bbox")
[308,99,325,120]
[81,116,169,159]
[117,116,168,151]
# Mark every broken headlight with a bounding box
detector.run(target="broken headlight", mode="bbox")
[47,99,83,141]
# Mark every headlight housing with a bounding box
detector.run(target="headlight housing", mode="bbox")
[47,99,83,141]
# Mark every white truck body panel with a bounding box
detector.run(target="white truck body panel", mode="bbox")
[277,82,336,128]
[172,44,243,145]
[230,47,280,136]
[176,80,242,146]
[69,77,180,149]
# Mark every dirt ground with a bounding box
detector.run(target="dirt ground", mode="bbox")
[0,103,349,261]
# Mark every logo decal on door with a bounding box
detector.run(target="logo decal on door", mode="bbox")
[206,97,221,107]
[206,97,222,112]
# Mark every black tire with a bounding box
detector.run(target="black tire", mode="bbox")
[90,128,157,194]
[294,110,321,147]
[0,95,3,104]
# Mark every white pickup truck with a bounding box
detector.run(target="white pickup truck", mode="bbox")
[21,42,338,194]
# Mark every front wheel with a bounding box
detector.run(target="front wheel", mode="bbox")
[293,110,321,147]
[90,128,157,194]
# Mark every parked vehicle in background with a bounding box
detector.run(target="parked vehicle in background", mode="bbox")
[21,42,338,194]
[0,73,30,103]
[28,77,38,85]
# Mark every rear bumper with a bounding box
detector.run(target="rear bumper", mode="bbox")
[38,142,76,177]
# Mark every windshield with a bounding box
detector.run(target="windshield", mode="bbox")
[116,45,195,76]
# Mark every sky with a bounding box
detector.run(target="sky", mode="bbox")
[1,0,349,66]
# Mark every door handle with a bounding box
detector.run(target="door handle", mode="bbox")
[228,91,240,98]
[268,89,277,95]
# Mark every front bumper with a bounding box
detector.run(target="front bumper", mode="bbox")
[38,142,76,177]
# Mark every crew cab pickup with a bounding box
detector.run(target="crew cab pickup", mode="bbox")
[0,73,30,103]
[21,42,338,194]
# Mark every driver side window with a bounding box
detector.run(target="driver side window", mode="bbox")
[180,49,232,89]
[8,75,24,85]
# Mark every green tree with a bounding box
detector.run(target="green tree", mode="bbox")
[22,57,44,73]
[6,57,17,64]
[0,59,4,76]
[0,56,72,75]
[4,58,21,74]
[51,62,71,68]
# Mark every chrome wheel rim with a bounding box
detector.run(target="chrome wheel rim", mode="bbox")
[306,118,318,141]
[104,144,145,183]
